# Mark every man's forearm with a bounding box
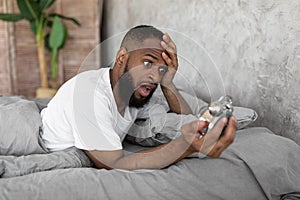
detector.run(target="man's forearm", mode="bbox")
[109,136,193,170]
[161,83,192,115]
[85,136,194,170]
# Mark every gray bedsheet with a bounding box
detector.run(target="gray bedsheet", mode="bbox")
[0,128,300,200]
[0,96,299,200]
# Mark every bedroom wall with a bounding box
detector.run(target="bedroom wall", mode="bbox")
[101,0,300,144]
[0,0,14,95]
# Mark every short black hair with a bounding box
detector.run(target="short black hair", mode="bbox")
[120,25,163,51]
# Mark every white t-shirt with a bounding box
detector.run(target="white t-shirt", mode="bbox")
[41,68,167,151]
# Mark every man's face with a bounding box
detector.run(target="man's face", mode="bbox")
[117,38,168,108]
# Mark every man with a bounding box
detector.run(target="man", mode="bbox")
[41,25,236,170]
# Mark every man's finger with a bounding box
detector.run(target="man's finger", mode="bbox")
[181,120,208,141]
[207,118,228,140]
[161,41,177,58]
[199,118,227,155]
[207,117,237,157]
[217,116,236,146]
[161,33,177,62]
[163,33,177,51]
[162,51,173,66]
[198,120,209,132]
[161,49,178,74]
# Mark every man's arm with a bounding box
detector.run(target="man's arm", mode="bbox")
[85,116,236,170]
[160,33,192,115]
[85,135,192,170]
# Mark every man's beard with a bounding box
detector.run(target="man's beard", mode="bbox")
[117,66,155,109]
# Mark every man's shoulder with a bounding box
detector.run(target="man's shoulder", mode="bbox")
[72,68,110,95]
[75,68,108,82]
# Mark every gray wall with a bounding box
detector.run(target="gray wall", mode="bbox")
[101,0,300,144]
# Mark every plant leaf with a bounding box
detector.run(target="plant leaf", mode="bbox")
[62,25,67,48]
[30,20,37,35]
[39,0,56,11]
[0,13,24,22]
[48,13,80,26]
[17,0,40,20]
[49,16,65,49]
[49,16,66,78]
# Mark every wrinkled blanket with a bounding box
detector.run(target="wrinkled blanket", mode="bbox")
[0,128,299,200]
[0,96,299,200]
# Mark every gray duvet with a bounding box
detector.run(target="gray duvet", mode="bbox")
[0,97,300,200]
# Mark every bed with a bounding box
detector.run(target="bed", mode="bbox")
[0,95,299,200]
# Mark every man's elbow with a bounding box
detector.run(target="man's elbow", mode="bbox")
[84,150,120,170]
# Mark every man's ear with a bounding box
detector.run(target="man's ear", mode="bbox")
[116,47,128,66]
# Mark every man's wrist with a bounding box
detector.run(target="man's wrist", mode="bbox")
[177,135,197,155]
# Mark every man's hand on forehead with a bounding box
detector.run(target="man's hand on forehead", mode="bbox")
[160,33,179,86]
[161,33,177,54]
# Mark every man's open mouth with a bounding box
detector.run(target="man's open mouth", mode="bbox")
[136,83,157,98]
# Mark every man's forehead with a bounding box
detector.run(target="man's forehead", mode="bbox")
[142,38,163,49]
[129,37,163,51]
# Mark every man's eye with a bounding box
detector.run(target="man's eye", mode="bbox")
[144,61,152,68]
[158,66,168,74]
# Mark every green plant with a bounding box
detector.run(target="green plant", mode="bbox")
[0,0,80,89]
